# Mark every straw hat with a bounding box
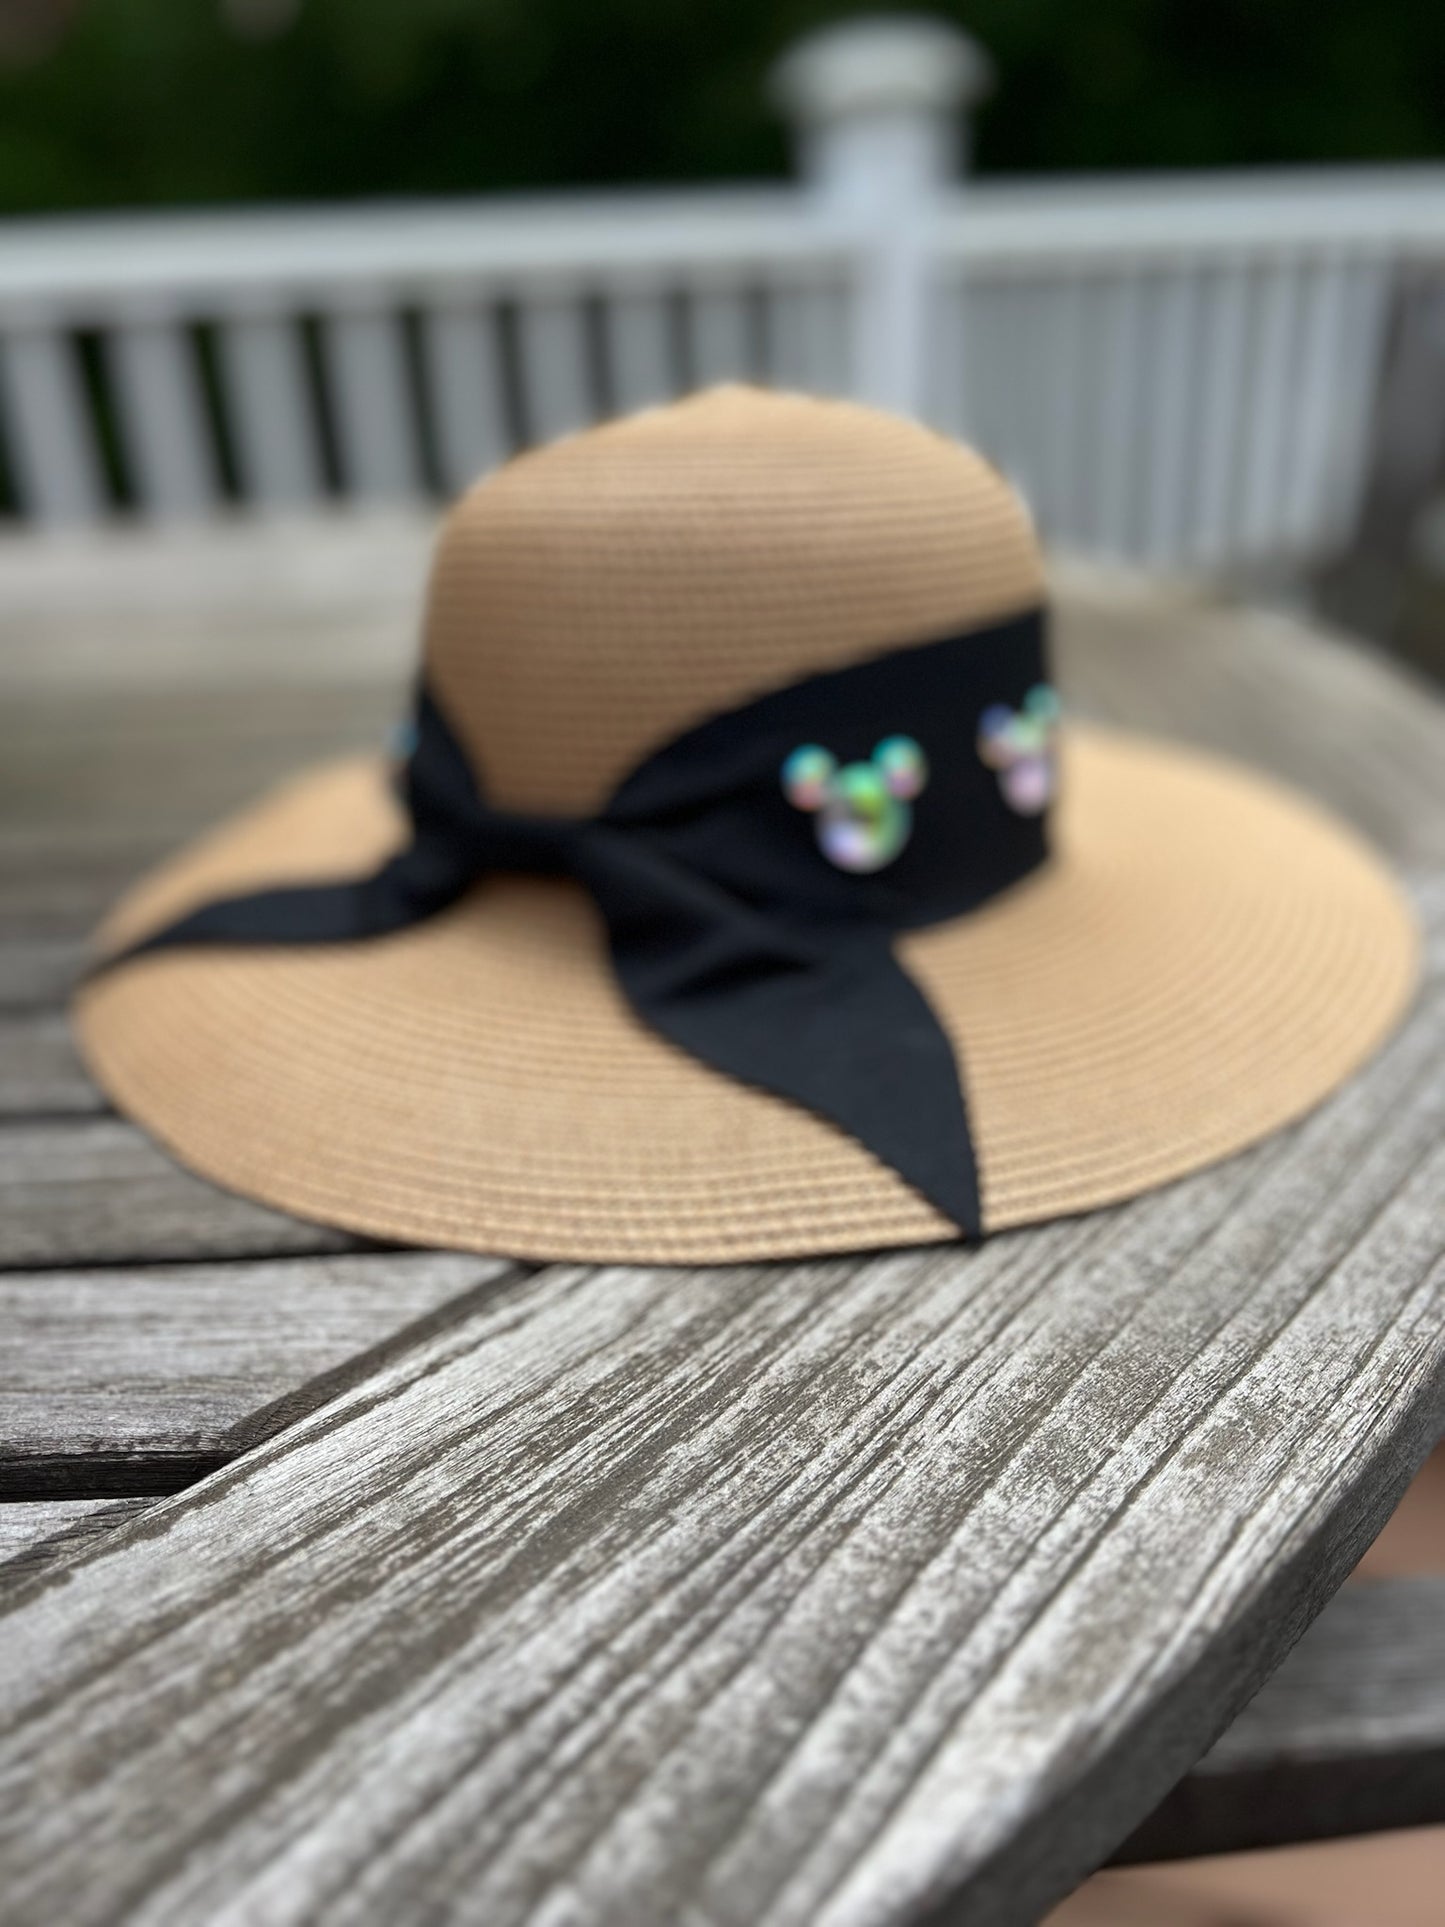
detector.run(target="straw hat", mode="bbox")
[75,386,1418,1262]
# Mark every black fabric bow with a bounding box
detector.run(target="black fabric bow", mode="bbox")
[101,609,1052,1237]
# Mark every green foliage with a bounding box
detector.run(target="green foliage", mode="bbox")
[1,0,1442,215]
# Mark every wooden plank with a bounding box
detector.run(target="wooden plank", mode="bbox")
[0,514,426,664]
[0,1498,152,1589]
[1051,577,1445,870]
[0,939,86,1016]
[0,1251,512,1497]
[0,1118,355,1270]
[0,1012,100,1116]
[1117,1576,1445,1861]
[0,827,177,936]
[0,903,1439,1926]
[0,681,398,851]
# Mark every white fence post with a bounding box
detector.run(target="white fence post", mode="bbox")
[771,15,990,417]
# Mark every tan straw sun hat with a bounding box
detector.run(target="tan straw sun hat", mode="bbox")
[75,385,1418,1263]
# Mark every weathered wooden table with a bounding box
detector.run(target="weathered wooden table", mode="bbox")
[1,522,1442,1927]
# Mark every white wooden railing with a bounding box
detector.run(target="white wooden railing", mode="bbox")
[0,195,852,521]
[933,176,1445,569]
[2,15,1444,571]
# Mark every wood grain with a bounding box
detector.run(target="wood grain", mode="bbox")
[0,883,1439,1926]
[0,1012,102,1116]
[0,937,86,1015]
[1117,1575,1445,1863]
[0,1498,152,1589]
[0,1251,513,1496]
[1053,567,1445,869]
[0,683,399,846]
[0,1118,356,1269]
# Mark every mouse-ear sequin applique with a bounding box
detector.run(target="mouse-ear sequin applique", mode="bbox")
[783,736,928,873]
[977,684,1061,815]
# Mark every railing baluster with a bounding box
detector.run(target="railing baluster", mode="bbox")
[1239,257,1304,560]
[976,278,1039,516]
[0,323,104,526]
[1278,254,1354,557]
[516,291,593,445]
[1007,276,1053,530]
[688,283,754,387]
[422,297,511,494]
[1141,265,1200,567]
[954,276,1003,460]
[1035,274,1088,548]
[604,286,674,412]
[927,266,969,439]
[1189,258,1253,569]
[765,277,845,394]
[1318,258,1394,551]
[108,316,218,519]
[1091,271,1148,560]
[219,310,323,510]
[764,283,808,391]
[810,280,851,395]
[326,302,422,504]
[1066,276,1119,551]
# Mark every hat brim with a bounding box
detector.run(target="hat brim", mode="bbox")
[74,726,1418,1262]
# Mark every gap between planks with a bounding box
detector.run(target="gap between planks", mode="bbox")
[0,1251,524,1501]
[1114,1573,1445,1861]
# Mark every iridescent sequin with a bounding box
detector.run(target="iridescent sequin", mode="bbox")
[783,736,929,873]
[977,684,1061,815]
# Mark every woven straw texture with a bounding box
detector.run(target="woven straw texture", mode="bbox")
[75,388,1419,1262]
[424,385,1043,812]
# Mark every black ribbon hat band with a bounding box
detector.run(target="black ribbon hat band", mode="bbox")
[102,606,1058,1238]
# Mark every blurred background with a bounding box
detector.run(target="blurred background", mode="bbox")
[1,0,1444,675]
[1,9,1442,1923]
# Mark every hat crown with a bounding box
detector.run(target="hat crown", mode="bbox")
[422,386,1044,815]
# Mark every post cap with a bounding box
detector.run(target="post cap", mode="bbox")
[770,15,992,125]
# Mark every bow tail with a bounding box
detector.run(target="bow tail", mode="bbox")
[580,831,983,1239]
[93,840,476,969]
